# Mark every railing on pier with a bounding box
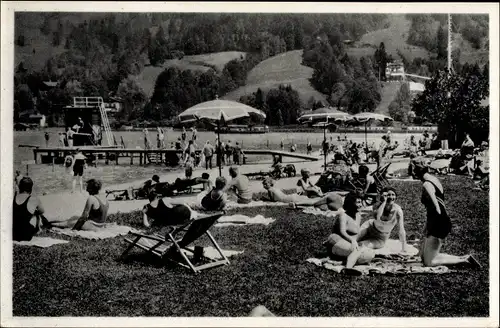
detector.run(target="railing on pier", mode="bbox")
[73,97,104,108]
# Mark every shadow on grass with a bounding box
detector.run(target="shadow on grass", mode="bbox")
[13,176,489,317]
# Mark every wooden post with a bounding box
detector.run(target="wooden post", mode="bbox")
[105,152,109,165]
[130,152,133,165]
[33,149,37,164]
[116,151,119,165]
[139,152,143,165]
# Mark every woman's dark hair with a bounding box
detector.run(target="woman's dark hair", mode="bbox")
[152,175,160,183]
[359,165,369,176]
[86,179,102,195]
[201,173,210,179]
[18,177,33,193]
[343,191,363,215]
[148,191,159,202]
[381,186,397,197]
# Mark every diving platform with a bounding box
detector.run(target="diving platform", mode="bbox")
[31,147,319,166]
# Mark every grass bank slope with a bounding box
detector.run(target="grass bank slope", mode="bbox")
[223,50,327,105]
[136,51,247,96]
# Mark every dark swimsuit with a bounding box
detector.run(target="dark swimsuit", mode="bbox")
[13,195,38,241]
[422,179,452,239]
[201,189,223,211]
[146,199,191,226]
[88,197,109,224]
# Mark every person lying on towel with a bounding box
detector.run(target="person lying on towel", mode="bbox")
[50,179,109,231]
[142,191,194,228]
[263,177,343,211]
[224,166,252,204]
[162,172,212,196]
[13,177,50,241]
[323,191,375,268]
[297,168,323,198]
[356,187,407,252]
[110,175,160,200]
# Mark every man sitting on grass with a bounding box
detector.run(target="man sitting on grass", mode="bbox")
[225,166,252,204]
[297,168,323,198]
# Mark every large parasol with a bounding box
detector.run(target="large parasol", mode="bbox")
[298,107,352,170]
[178,98,266,176]
[347,112,394,146]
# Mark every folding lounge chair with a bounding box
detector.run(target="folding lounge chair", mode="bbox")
[121,212,229,273]
[370,163,391,193]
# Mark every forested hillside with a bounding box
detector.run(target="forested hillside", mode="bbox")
[14,12,488,126]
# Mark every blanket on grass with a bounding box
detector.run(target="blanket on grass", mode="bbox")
[301,206,373,218]
[51,223,138,240]
[13,236,69,248]
[215,214,275,227]
[226,200,289,209]
[306,239,455,276]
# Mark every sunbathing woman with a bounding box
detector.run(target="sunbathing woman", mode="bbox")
[197,176,228,211]
[142,192,194,228]
[13,177,47,241]
[50,179,109,231]
[263,178,344,211]
[356,187,407,252]
[410,157,480,268]
[323,191,375,268]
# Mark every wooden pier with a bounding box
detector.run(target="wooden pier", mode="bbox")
[31,147,319,166]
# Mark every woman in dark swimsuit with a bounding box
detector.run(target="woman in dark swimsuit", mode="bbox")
[410,157,480,268]
[50,179,109,231]
[13,177,46,241]
[142,192,194,228]
[199,176,227,211]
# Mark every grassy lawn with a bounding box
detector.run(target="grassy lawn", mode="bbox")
[13,176,489,317]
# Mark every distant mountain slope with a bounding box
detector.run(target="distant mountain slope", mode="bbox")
[136,51,247,96]
[223,50,327,105]
[374,81,404,115]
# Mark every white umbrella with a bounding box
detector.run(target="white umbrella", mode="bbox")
[298,107,352,170]
[178,98,266,176]
[348,112,394,146]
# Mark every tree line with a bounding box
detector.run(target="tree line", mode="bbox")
[14,12,388,126]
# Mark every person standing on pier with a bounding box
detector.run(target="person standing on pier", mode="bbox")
[306,141,312,155]
[181,126,187,142]
[203,140,214,170]
[157,127,165,149]
[66,127,75,147]
[191,126,197,141]
[72,149,87,193]
[44,132,50,147]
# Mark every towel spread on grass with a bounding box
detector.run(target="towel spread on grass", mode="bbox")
[202,247,243,260]
[301,206,373,217]
[215,214,275,227]
[13,236,69,248]
[306,239,455,275]
[51,223,138,240]
[226,201,289,209]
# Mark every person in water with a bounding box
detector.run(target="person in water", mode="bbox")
[356,187,407,252]
[410,157,481,268]
[13,177,48,241]
[50,179,109,231]
[323,191,375,268]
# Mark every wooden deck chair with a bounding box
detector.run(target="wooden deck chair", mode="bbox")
[121,212,229,273]
[370,163,391,193]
